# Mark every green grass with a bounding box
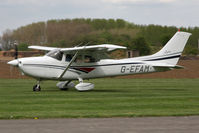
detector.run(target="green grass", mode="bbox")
[0,78,199,119]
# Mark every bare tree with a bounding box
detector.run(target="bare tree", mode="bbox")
[1,29,14,50]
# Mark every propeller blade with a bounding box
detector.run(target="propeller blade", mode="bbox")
[14,45,18,59]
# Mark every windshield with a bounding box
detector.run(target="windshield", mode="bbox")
[46,50,63,61]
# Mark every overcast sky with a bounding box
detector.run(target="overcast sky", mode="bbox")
[0,0,199,35]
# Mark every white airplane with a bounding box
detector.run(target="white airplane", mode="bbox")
[8,31,191,91]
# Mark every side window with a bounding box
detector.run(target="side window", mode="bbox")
[65,53,97,63]
[84,55,96,63]
[75,55,83,63]
[65,54,73,62]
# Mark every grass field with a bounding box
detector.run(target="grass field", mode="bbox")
[0,78,199,119]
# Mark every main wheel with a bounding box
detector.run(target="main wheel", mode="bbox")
[33,85,41,91]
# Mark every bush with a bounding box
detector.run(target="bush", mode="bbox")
[184,45,198,55]
[131,37,151,56]
[18,43,29,51]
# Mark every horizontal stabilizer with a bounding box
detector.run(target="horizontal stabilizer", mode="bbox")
[152,63,184,71]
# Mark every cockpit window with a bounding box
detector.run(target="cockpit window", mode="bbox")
[46,50,63,61]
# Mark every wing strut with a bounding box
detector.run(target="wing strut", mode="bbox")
[58,43,91,80]
[58,51,79,80]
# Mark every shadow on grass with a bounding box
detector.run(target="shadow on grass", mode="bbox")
[40,89,130,93]
[27,87,185,93]
[91,89,131,93]
[146,88,186,91]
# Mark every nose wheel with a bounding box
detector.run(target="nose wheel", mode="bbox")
[33,85,41,91]
[33,80,41,91]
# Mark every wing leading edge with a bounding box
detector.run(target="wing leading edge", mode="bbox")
[28,46,58,51]
[28,44,126,52]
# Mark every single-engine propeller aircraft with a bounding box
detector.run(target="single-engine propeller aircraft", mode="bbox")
[8,31,191,91]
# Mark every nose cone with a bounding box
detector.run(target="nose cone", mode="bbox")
[7,59,19,66]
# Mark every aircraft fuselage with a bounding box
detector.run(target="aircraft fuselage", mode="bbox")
[16,55,157,80]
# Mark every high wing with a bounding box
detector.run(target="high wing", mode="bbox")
[28,46,59,51]
[60,44,126,52]
[28,44,126,52]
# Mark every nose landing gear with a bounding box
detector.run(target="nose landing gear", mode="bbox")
[33,80,41,91]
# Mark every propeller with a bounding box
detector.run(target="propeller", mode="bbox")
[14,41,18,59]
[7,41,20,66]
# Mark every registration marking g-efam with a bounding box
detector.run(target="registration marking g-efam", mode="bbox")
[121,65,151,73]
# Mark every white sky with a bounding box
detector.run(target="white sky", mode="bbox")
[0,0,199,35]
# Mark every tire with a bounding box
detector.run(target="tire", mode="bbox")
[33,85,41,91]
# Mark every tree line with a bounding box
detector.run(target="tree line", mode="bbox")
[0,18,199,55]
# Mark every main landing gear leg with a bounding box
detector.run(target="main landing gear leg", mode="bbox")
[33,80,41,91]
[78,77,83,83]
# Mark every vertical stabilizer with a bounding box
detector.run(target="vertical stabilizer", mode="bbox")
[152,31,191,65]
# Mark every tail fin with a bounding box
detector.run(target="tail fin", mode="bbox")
[151,31,191,65]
